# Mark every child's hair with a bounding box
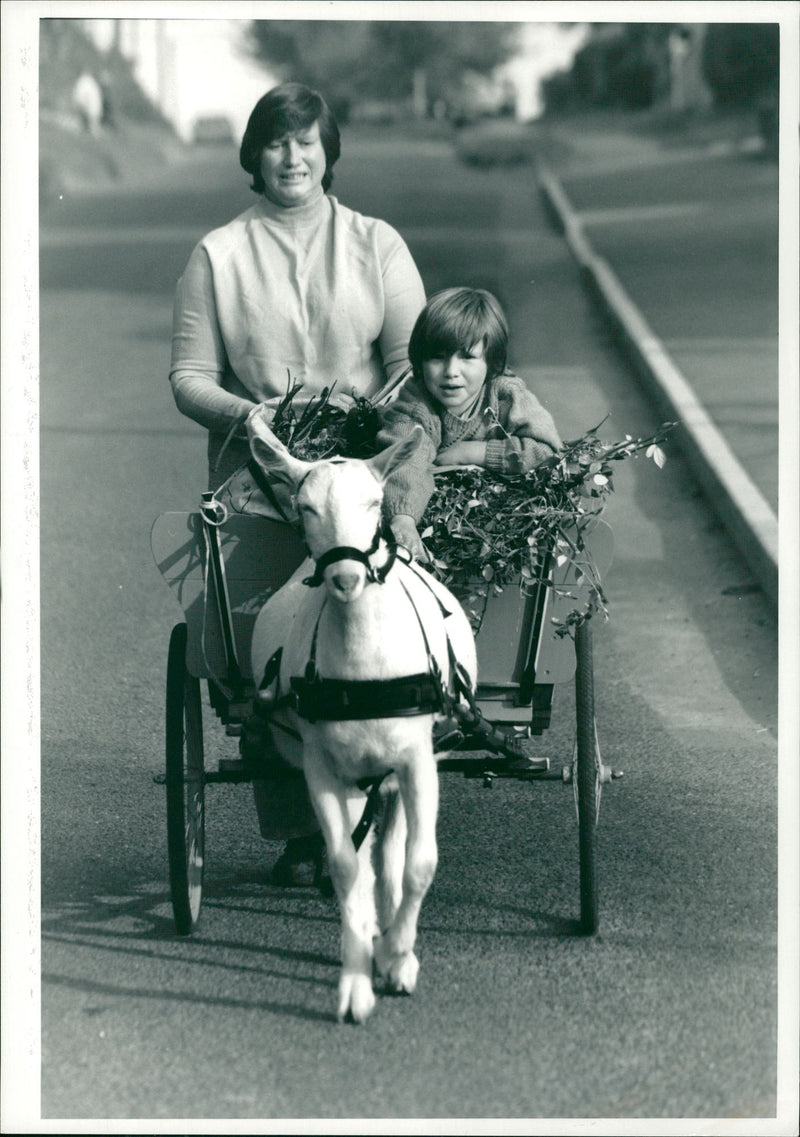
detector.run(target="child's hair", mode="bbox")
[409,287,509,385]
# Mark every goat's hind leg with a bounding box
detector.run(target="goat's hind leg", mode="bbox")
[305,751,377,1024]
[373,753,438,996]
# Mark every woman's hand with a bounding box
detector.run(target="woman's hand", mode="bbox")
[434,441,487,467]
[390,515,429,561]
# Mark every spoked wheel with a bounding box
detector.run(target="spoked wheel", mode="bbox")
[574,620,600,935]
[165,622,205,935]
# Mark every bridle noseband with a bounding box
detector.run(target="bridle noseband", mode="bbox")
[302,525,399,588]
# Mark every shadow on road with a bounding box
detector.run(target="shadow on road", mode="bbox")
[42,969,334,1024]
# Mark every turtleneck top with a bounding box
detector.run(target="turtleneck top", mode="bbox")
[169,191,425,486]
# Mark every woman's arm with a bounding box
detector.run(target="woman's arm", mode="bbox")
[170,373,257,433]
[376,226,426,387]
[169,244,257,432]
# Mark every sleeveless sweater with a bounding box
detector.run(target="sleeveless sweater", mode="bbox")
[169,190,425,486]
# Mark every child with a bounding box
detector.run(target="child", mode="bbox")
[377,287,562,559]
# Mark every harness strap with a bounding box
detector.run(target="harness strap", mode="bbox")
[259,556,476,726]
[303,528,397,588]
[404,556,453,620]
[303,600,326,683]
[397,576,443,688]
[352,776,388,851]
[372,540,398,584]
[258,646,284,694]
[290,672,444,722]
[401,560,483,715]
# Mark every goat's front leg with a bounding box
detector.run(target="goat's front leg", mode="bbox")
[304,748,377,1024]
[374,785,406,933]
[373,750,438,996]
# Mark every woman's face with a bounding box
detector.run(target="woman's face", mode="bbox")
[421,341,488,416]
[259,120,327,208]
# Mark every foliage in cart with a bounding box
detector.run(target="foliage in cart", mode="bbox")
[420,418,675,635]
[266,378,675,636]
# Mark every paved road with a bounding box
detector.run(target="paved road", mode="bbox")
[30,131,781,1126]
[551,136,779,515]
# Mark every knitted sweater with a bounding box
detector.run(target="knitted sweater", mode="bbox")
[169,190,425,487]
[378,371,562,522]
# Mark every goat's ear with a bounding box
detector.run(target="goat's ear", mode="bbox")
[366,425,424,482]
[246,405,310,486]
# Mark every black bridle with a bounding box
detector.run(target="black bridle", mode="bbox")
[302,525,399,588]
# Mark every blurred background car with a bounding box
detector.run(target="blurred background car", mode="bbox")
[191,114,235,145]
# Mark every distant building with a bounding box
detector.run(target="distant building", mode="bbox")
[79,19,175,123]
[79,18,275,141]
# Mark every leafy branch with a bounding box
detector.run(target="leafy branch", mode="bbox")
[419,419,677,635]
[269,374,380,461]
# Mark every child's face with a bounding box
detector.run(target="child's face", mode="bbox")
[422,341,488,416]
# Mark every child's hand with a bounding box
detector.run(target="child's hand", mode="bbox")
[434,441,487,467]
[390,515,429,561]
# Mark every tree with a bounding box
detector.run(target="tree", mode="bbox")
[566,24,674,110]
[244,19,517,118]
[702,23,779,107]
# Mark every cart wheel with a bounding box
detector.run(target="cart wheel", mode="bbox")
[574,620,600,935]
[165,622,205,935]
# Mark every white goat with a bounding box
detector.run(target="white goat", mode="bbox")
[247,406,477,1023]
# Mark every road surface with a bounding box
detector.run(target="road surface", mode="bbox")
[555,145,779,513]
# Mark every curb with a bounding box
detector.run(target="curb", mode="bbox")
[538,165,778,611]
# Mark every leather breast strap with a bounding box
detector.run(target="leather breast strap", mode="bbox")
[289,572,447,722]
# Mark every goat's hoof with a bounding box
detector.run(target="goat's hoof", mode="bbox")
[374,938,419,995]
[337,972,375,1024]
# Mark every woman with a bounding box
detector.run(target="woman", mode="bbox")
[170,81,425,490]
[169,83,426,884]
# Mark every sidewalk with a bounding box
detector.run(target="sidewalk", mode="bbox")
[533,117,780,609]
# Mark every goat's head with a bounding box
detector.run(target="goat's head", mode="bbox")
[247,405,423,603]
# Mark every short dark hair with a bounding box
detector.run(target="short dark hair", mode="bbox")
[239,82,341,195]
[409,288,509,383]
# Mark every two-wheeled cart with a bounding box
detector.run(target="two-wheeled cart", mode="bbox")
[151,505,616,938]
